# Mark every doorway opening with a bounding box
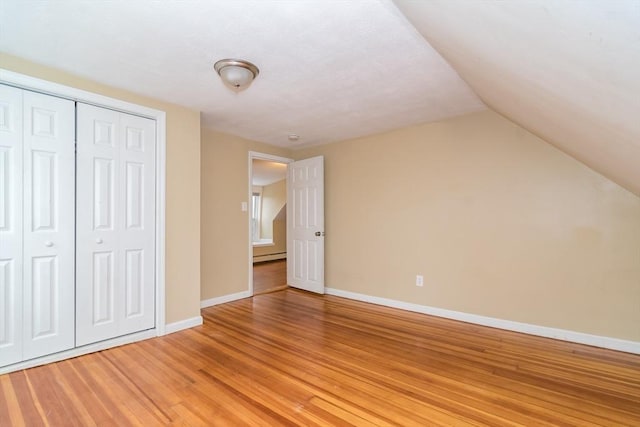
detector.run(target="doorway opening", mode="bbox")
[249,152,292,295]
[253,259,287,295]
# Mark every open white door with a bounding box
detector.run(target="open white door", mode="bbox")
[287,156,324,294]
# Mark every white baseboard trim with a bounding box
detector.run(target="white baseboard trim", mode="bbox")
[253,253,287,263]
[325,288,640,355]
[164,316,203,335]
[201,290,252,309]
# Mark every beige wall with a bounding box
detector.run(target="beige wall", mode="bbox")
[254,179,287,259]
[9,56,636,344]
[260,179,286,240]
[253,223,286,259]
[273,220,287,255]
[200,128,291,300]
[1,53,202,324]
[296,110,640,341]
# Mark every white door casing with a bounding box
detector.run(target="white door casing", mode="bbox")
[287,156,325,294]
[76,103,156,347]
[0,85,24,366]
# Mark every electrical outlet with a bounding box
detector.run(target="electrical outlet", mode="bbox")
[416,275,424,287]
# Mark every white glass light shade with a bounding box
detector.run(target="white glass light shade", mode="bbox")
[220,65,254,89]
[214,59,260,90]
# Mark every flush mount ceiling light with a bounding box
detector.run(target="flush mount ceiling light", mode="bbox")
[214,59,259,90]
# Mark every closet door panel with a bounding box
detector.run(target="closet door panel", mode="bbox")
[119,113,155,335]
[22,91,75,360]
[0,85,24,367]
[77,104,155,346]
[76,104,121,345]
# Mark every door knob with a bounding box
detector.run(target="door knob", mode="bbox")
[44,241,54,247]
[315,231,325,237]
[96,238,103,244]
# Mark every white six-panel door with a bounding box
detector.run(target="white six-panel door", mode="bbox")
[287,156,325,294]
[1,81,159,370]
[76,103,155,346]
[0,85,75,366]
[22,91,76,360]
[0,85,24,366]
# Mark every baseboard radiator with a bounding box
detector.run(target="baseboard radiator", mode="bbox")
[253,252,287,263]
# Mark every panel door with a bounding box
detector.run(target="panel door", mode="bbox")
[287,156,325,294]
[119,112,155,337]
[76,104,155,346]
[22,90,76,360]
[0,85,24,366]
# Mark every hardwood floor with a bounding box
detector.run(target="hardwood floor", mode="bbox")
[253,259,287,295]
[1,289,639,426]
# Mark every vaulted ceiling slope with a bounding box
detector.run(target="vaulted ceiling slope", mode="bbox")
[394,0,640,196]
[0,0,483,148]
[3,1,638,196]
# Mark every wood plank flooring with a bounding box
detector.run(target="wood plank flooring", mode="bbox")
[1,289,639,426]
[253,259,287,295]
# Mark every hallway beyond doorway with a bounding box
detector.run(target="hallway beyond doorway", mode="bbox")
[253,259,287,295]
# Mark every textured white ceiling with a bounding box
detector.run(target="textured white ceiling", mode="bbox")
[395,0,640,196]
[0,0,484,148]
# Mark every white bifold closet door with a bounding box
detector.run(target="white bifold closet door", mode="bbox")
[76,103,156,347]
[0,85,75,367]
